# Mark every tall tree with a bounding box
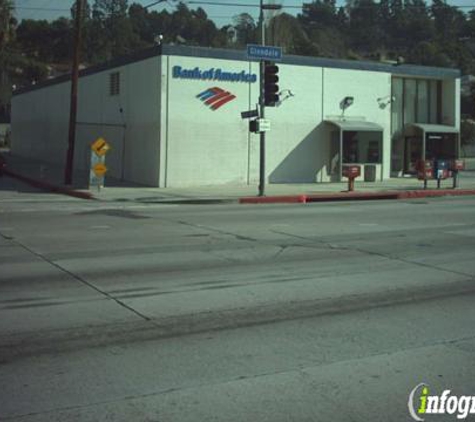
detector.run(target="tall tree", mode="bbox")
[299,0,338,28]
[0,0,15,121]
[90,0,139,60]
[346,0,382,52]
[232,13,256,46]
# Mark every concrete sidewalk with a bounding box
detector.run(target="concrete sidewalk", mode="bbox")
[2,150,475,203]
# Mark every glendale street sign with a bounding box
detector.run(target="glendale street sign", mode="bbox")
[247,45,283,61]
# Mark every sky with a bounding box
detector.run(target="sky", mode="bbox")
[13,0,475,28]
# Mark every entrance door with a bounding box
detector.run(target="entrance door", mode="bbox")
[404,137,422,174]
[329,130,340,182]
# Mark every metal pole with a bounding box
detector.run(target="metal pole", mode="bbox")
[64,0,83,185]
[258,0,266,196]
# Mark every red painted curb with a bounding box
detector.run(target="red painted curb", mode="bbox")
[239,189,475,204]
[397,189,475,199]
[3,168,94,200]
[239,195,307,204]
[306,192,399,202]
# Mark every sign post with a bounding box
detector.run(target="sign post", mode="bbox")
[89,137,110,190]
[247,17,282,197]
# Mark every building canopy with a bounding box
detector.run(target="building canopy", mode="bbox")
[404,123,459,134]
[325,119,383,132]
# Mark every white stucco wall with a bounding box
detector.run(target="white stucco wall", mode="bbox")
[161,56,253,187]
[11,49,458,187]
[257,63,324,184]
[160,57,392,186]
[322,68,392,180]
[12,82,69,162]
[12,56,161,186]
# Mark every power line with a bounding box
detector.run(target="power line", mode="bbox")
[12,1,475,12]
[15,6,70,11]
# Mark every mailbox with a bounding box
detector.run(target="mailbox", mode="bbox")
[342,165,361,192]
[416,159,433,181]
[342,165,361,178]
[450,159,464,189]
[434,160,449,180]
[450,159,465,171]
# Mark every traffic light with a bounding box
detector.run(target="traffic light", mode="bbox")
[264,61,279,107]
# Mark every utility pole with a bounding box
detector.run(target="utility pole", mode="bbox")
[64,0,83,185]
[257,0,281,197]
[258,0,266,197]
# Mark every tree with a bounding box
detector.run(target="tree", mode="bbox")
[0,0,16,122]
[268,13,316,55]
[89,0,139,61]
[129,3,154,43]
[346,0,382,52]
[299,0,338,28]
[232,13,256,47]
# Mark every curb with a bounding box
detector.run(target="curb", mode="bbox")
[239,189,475,204]
[239,195,307,204]
[397,189,475,199]
[3,168,94,200]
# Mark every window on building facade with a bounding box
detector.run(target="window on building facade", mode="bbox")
[109,72,120,96]
[391,77,441,136]
[429,80,438,123]
[391,78,404,136]
[404,79,417,126]
[417,80,429,123]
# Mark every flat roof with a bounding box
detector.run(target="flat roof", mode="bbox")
[326,119,384,132]
[14,44,461,96]
[406,123,459,133]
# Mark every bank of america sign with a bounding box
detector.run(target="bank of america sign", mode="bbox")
[197,87,236,110]
[173,66,257,83]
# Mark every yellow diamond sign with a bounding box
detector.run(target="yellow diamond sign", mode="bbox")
[91,138,110,156]
[93,163,107,177]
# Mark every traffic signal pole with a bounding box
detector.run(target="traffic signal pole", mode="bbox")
[259,62,266,196]
[258,0,266,197]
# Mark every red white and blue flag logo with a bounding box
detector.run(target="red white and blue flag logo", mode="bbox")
[197,87,236,110]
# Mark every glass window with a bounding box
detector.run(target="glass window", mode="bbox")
[404,79,417,125]
[429,80,438,123]
[391,77,403,136]
[417,80,429,123]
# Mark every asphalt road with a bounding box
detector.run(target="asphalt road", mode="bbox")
[1,176,475,421]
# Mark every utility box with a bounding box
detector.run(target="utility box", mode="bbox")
[364,164,377,182]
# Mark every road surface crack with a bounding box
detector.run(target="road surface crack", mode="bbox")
[271,229,475,280]
[4,237,152,322]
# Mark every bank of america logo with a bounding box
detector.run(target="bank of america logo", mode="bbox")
[197,87,236,110]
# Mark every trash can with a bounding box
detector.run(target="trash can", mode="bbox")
[364,164,377,182]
